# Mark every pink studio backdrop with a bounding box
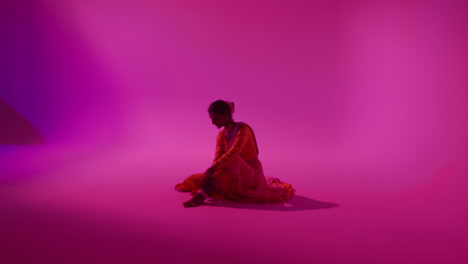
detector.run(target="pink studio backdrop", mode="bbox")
[1,0,467,264]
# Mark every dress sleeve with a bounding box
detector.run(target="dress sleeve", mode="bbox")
[211,124,249,170]
[212,131,226,165]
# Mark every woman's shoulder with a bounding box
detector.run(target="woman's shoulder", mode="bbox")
[242,122,255,128]
[217,122,251,137]
[236,122,249,130]
[237,122,256,134]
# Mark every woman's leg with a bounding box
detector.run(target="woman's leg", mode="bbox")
[175,173,204,192]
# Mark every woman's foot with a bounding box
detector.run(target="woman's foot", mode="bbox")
[183,194,206,208]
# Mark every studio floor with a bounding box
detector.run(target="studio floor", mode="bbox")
[1,145,467,264]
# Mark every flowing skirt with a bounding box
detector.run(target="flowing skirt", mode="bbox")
[175,156,295,203]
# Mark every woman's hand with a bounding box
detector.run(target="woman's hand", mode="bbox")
[204,166,215,178]
[201,166,216,196]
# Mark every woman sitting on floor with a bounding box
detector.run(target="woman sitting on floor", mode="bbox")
[175,100,295,207]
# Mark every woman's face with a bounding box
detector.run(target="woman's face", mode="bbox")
[209,111,229,128]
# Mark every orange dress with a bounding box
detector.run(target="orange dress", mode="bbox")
[175,122,295,203]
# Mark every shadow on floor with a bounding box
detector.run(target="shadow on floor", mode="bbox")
[203,194,339,211]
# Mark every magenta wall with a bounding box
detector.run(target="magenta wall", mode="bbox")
[1,0,467,186]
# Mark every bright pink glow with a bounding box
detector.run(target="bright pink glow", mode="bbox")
[1,0,467,263]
